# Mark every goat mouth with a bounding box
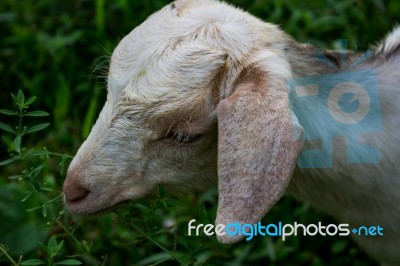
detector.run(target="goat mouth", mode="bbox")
[87,200,132,215]
[64,195,132,215]
[65,194,89,206]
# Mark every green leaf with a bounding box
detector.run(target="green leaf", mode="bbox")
[16,90,25,104]
[11,93,18,104]
[136,252,171,266]
[46,237,64,256]
[26,205,42,212]
[0,109,18,116]
[47,236,57,251]
[55,259,82,265]
[25,96,37,105]
[14,135,21,153]
[25,150,49,157]
[21,191,33,202]
[38,241,47,252]
[8,174,23,180]
[80,240,92,253]
[40,186,53,192]
[24,123,50,135]
[0,156,19,166]
[55,240,64,254]
[42,204,48,217]
[31,162,45,177]
[25,111,49,117]
[0,121,16,134]
[20,259,46,265]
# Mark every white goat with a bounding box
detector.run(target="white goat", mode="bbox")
[63,0,400,264]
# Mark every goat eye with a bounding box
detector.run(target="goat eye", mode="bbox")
[165,132,202,144]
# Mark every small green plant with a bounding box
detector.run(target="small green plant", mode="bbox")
[0,89,50,166]
[0,90,70,217]
[0,90,85,265]
[1,237,81,266]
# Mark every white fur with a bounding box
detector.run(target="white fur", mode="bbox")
[64,1,400,265]
[377,26,400,54]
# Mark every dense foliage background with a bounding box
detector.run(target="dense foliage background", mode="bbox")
[1,0,399,265]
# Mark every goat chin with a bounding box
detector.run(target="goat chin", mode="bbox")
[63,0,400,265]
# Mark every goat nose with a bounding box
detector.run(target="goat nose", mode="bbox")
[63,176,90,204]
[65,184,90,203]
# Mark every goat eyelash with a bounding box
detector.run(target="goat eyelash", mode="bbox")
[163,132,203,144]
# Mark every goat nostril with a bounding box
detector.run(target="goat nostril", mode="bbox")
[65,185,90,204]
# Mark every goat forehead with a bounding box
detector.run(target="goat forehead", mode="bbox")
[107,0,254,103]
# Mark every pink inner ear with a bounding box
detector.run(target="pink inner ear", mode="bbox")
[215,71,303,244]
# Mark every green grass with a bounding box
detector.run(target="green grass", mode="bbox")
[1,0,398,265]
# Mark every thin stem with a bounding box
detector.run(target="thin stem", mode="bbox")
[17,107,23,135]
[48,256,54,266]
[56,220,82,249]
[114,211,172,255]
[46,152,74,159]
[0,245,18,266]
[47,193,63,204]
[17,106,24,159]
[149,257,171,266]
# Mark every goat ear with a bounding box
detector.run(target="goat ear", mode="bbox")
[216,66,303,243]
